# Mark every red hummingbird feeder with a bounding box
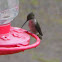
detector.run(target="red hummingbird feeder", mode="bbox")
[0,0,40,55]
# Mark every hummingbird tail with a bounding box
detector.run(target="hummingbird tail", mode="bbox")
[21,20,27,28]
[36,33,42,40]
[40,32,43,36]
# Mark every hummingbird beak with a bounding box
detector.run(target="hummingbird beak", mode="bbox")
[21,20,27,28]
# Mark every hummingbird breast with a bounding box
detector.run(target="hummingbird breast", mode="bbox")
[28,20,37,33]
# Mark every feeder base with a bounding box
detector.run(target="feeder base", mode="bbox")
[0,27,40,55]
[0,27,30,47]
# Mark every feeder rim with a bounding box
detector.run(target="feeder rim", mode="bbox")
[0,31,40,51]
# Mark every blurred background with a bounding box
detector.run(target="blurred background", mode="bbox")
[0,0,62,62]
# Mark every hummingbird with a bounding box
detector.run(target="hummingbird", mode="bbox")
[21,12,43,39]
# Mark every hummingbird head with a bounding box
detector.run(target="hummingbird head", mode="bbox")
[21,12,35,28]
[27,12,35,21]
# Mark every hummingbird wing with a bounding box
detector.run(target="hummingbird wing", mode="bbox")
[35,20,43,36]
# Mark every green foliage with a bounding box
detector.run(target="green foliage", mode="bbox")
[33,56,60,62]
[55,0,62,2]
[20,0,26,3]
[37,58,60,62]
[32,53,60,62]
[31,0,39,5]
[53,18,62,24]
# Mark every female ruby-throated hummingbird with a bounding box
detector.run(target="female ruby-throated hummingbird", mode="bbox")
[21,12,43,39]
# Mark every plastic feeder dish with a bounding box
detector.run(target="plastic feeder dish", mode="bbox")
[0,23,40,55]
